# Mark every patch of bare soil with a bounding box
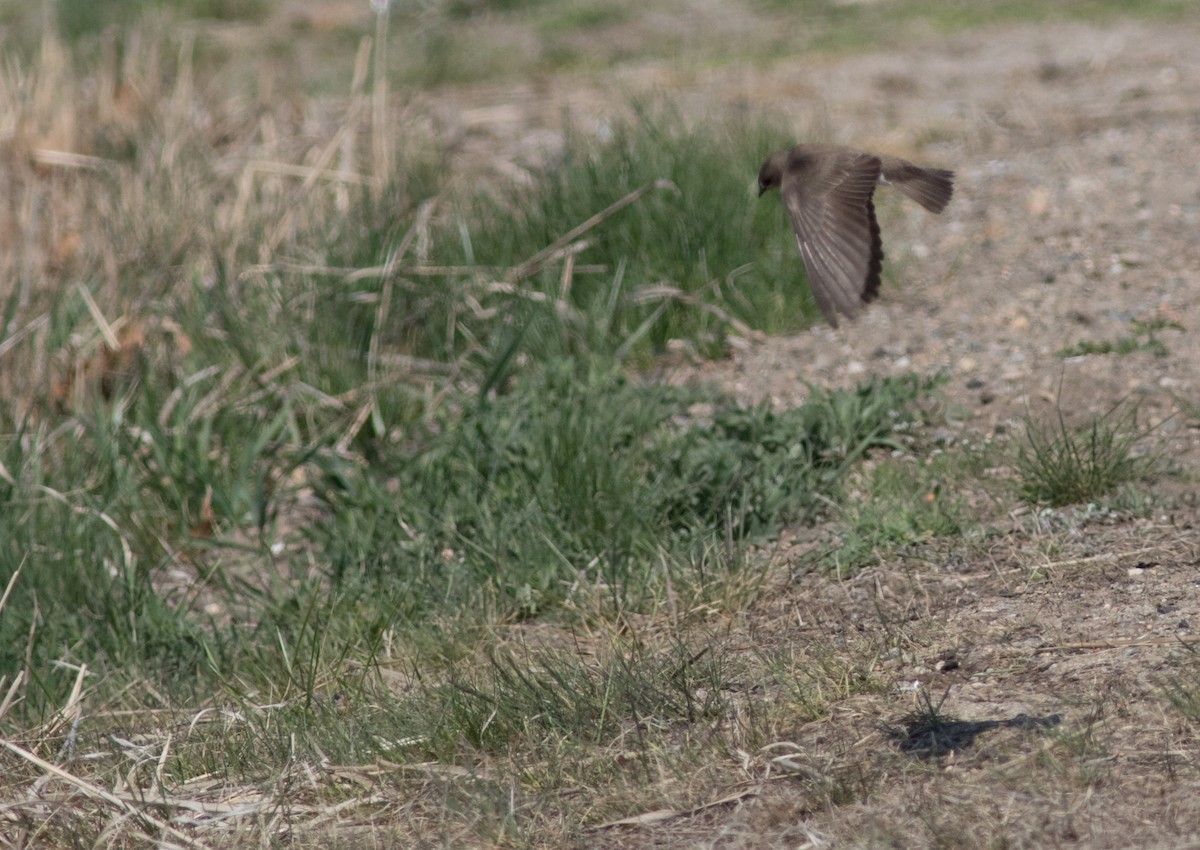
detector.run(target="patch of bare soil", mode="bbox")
[441,15,1200,848]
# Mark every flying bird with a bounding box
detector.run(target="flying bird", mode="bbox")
[757,145,954,328]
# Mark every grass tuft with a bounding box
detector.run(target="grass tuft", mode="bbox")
[1015,402,1158,507]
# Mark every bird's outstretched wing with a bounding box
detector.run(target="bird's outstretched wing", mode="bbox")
[781,149,883,328]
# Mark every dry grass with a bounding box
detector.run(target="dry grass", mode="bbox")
[0,22,399,405]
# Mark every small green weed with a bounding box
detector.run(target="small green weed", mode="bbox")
[1058,317,1179,359]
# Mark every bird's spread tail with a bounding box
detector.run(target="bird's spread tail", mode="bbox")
[887,165,955,214]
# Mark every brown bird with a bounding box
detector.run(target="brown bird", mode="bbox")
[758,145,954,328]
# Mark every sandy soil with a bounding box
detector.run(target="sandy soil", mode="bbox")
[439,14,1200,848]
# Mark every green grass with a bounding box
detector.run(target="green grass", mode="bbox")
[412,104,810,361]
[272,106,808,389]
[52,0,269,41]
[0,355,939,722]
[538,2,629,34]
[1058,317,1179,359]
[1015,402,1158,507]
[752,0,1194,31]
[302,367,940,619]
[814,425,980,572]
[826,463,966,573]
[0,0,1191,85]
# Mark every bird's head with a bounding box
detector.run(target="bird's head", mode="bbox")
[757,151,787,196]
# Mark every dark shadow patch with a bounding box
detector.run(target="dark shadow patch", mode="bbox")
[885,693,1062,758]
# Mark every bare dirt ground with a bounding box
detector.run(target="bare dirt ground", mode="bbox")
[436,15,1200,848]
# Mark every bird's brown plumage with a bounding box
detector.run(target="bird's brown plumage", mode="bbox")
[758,145,954,328]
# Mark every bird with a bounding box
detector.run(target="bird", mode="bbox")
[757,145,954,328]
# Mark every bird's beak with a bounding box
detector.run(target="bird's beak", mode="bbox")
[757,185,766,197]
